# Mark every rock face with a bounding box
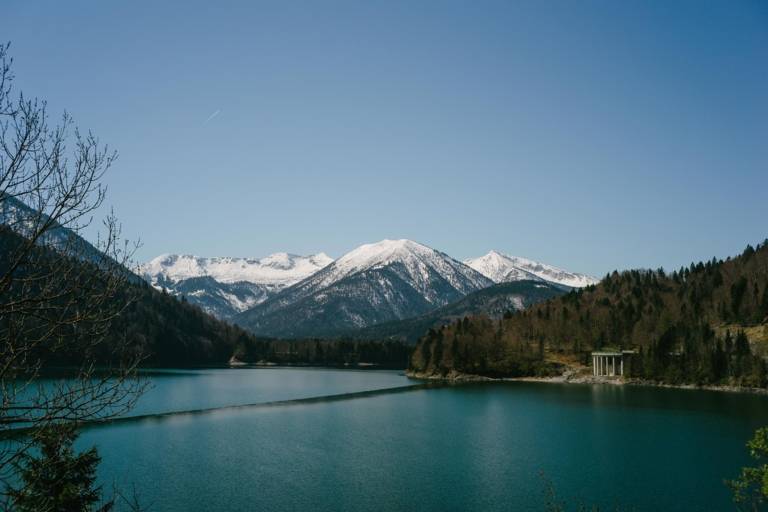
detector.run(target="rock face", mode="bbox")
[464,250,598,288]
[234,239,494,338]
[140,252,332,319]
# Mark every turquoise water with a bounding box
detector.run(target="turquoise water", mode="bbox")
[77,369,768,511]
[129,367,410,415]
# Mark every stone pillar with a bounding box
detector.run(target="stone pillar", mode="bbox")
[620,357,624,376]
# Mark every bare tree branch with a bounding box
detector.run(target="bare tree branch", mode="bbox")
[0,42,145,500]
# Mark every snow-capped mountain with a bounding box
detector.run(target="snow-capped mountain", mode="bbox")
[234,239,494,338]
[140,252,332,319]
[464,250,598,288]
[141,253,333,286]
[141,242,596,332]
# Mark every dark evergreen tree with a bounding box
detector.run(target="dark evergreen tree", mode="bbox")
[8,424,111,512]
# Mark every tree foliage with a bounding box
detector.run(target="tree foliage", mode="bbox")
[728,426,768,511]
[0,42,144,480]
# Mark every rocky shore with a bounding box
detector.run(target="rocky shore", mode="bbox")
[405,368,768,395]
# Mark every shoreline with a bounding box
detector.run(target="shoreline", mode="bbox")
[405,369,768,395]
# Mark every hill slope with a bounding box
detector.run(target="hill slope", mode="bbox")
[0,222,261,366]
[412,241,768,386]
[344,280,568,343]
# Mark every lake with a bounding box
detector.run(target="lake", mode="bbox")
[77,368,768,511]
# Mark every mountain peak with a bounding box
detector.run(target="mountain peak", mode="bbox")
[334,239,434,272]
[465,251,598,288]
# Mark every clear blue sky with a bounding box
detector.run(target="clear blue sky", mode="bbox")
[3,1,767,277]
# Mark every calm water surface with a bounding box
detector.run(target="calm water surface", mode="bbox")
[129,367,410,415]
[78,368,768,511]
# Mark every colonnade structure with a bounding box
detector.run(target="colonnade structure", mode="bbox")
[591,350,636,377]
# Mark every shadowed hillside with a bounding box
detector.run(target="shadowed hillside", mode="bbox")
[343,280,567,343]
[0,225,408,367]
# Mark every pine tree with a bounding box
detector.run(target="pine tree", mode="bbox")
[731,277,748,319]
[8,424,112,512]
[761,286,768,319]
[735,330,751,356]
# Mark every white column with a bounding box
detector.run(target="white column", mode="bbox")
[612,356,615,376]
[620,357,624,376]
[593,356,596,376]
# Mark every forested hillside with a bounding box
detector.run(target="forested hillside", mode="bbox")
[344,280,567,343]
[110,284,410,366]
[411,241,768,386]
[0,223,255,366]
[0,225,408,367]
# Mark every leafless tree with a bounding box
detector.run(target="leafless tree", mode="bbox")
[0,41,145,493]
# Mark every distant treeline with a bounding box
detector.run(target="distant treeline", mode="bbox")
[88,284,410,369]
[412,241,768,387]
[232,338,410,368]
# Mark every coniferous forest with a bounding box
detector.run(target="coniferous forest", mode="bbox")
[0,225,408,369]
[411,241,768,387]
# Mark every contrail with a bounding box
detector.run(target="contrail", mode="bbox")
[203,109,221,125]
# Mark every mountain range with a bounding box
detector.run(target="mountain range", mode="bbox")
[140,253,332,319]
[143,240,597,339]
[233,239,493,338]
[0,194,584,363]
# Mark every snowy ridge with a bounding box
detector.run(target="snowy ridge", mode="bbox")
[140,252,333,286]
[308,239,490,299]
[139,241,597,326]
[139,252,333,319]
[464,250,598,288]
